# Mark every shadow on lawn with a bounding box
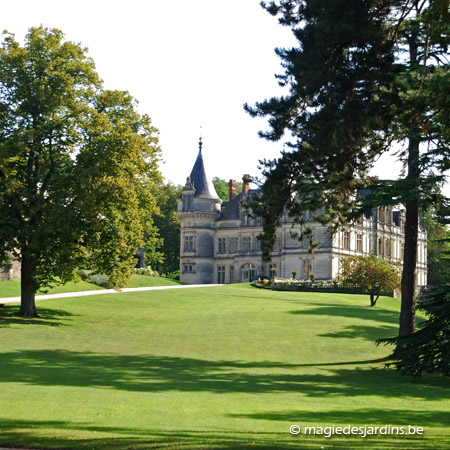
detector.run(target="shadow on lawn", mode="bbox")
[0,350,449,399]
[0,305,74,328]
[319,323,398,340]
[0,417,447,450]
[289,303,401,323]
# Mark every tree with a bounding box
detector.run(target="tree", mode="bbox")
[379,204,450,375]
[339,253,401,306]
[0,27,161,317]
[245,0,450,336]
[379,283,450,375]
[212,177,243,201]
[152,182,182,275]
[421,207,450,286]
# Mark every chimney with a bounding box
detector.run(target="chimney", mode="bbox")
[228,179,237,201]
[242,174,251,195]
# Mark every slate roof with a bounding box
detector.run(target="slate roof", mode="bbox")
[189,148,220,200]
[220,194,242,220]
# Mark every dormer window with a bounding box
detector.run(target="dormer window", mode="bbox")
[243,213,252,226]
[183,195,193,211]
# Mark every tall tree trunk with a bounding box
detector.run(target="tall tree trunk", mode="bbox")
[19,254,38,317]
[399,132,420,337]
[398,29,421,338]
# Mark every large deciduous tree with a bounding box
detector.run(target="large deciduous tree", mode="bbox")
[245,0,450,337]
[0,27,161,317]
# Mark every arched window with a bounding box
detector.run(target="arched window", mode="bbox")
[240,263,257,282]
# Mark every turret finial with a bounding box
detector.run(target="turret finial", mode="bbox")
[198,136,203,154]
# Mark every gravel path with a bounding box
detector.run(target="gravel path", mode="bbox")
[0,283,222,304]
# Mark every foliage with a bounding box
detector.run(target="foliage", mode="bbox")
[0,27,161,316]
[379,205,450,376]
[166,270,180,281]
[1,252,12,270]
[421,206,450,286]
[212,177,243,201]
[339,254,401,306]
[74,269,91,281]
[378,284,450,376]
[133,266,160,277]
[151,182,182,275]
[88,274,113,289]
[245,0,450,336]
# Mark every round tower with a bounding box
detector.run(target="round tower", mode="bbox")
[178,138,222,284]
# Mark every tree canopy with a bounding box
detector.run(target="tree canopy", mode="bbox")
[151,182,182,276]
[339,253,401,306]
[212,177,243,202]
[0,27,162,316]
[245,0,450,336]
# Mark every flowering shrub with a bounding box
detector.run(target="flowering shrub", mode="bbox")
[134,266,160,277]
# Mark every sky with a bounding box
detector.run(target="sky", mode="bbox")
[1,0,440,192]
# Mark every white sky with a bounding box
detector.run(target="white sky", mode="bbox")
[2,0,446,195]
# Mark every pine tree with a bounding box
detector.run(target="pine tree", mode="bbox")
[378,203,450,375]
[245,0,450,336]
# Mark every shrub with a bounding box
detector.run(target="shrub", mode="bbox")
[166,270,180,281]
[75,269,91,281]
[134,266,160,277]
[89,274,113,289]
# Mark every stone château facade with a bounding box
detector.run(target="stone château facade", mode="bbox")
[178,140,427,285]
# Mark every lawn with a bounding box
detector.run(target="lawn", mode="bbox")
[0,284,449,450]
[0,274,181,298]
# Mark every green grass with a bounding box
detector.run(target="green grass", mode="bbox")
[124,274,182,288]
[0,274,181,298]
[0,284,449,450]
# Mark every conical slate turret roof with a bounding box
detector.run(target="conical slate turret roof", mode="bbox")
[189,138,220,200]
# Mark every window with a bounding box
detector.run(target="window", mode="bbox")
[182,195,193,211]
[217,238,226,254]
[401,242,405,259]
[229,237,238,253]
[184,265,194,273]
[229,266,235,283]
[243,213,252,226]
[343,231,350,250]
[253,236,261,251]
[386,207,391,224]
[217,266,226,284]
[301,236,309,249]
[378,207,385,223]
[356,233,363,253]
[184,235,195,252]
[378,238,383,255]
[303,259,312,279]
[242,236,251,252]
[385,239,391,257]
